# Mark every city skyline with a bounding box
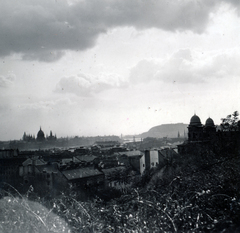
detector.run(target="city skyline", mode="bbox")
[1,0,240,140]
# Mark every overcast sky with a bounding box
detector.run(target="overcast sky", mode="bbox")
[1,0,240,140]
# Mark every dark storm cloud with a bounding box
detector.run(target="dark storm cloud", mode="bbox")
[22,51,66,62]
[0,0,104,61]
[0,0,234,62]
[1,1,74,61]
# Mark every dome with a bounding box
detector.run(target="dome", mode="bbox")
[205,117,215,127]
[189,114,202,126]
[37,127,45,140]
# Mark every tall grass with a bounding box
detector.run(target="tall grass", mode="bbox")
[0,185,71,233]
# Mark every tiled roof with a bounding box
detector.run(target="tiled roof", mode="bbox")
[62,168,103,180]
[61,158,73,164]
[22,158,46,166]
[118,150,144,157]
[36,164,59,173]
[102,166,126,175]
[74,155,97,162]
[172,148,179,154]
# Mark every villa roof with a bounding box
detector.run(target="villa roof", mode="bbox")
[118,150,144,157]
[102,166,126,175]
[61,168,103,181]
[36,164,59,173]
[22,157,46,166]
[74,155,97,163]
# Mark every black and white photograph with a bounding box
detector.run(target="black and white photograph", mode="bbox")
[0,0,240,232]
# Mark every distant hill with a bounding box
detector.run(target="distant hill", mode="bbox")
[140,123,188,138]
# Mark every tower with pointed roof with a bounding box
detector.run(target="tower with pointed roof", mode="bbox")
[48,130,57,141]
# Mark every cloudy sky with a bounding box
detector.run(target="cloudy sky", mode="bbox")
[1,0,240,140]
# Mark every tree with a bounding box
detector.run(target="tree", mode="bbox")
[221,111,240,131]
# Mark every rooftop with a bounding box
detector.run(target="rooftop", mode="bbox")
[118,150,144,157]
[62,168,103,180]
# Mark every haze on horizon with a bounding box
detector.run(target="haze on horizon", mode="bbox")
[0,0,240,141]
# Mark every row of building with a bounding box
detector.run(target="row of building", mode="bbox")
[0,145,178,199]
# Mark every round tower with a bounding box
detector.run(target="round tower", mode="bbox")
[188,114,203,141]
[203,117,216,140]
